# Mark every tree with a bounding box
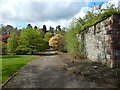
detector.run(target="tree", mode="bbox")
[77,17,85,26]
[44,32,53,42]
[56,30,66,36]
[27,24,32,29]
[85,11,95,19]
[17,27,48,54]
[39,29,45,38]
[2,34,10,43]
[7,31,18,54]
[0,25,15,35]
[34,26,38,29]
[49,34,62,50]
[43,25,47,33]
[49,26,54,35]
[0,42,7,55]
[58,35,67,52]
[56,25,61,31]
[66,19,86,59]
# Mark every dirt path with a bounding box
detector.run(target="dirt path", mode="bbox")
[3,50,97,88]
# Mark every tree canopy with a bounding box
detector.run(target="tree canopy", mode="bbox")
[16,27,48,54]
[7,31,18,54]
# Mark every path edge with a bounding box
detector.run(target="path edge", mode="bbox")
[1,56,40,88]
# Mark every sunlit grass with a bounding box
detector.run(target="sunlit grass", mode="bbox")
[1,55,39,83]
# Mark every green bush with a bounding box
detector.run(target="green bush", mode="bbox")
[66,20,86,59]
[44,32,53,42]
[55,30,67,52]
[0,42,7,55]
[66,5,120,59]
[7,31,18,54]
[17,27,48,54]
[58,35,67,53]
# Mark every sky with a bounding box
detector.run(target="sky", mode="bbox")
[0,0,119,29]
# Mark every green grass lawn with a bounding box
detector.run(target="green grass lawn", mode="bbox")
[1,55,39,83]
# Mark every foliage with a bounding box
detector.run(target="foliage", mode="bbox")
[1,34,10,43]
[56,30,66,36]
[49,33,67,52]
[39,29,45,38]
[27,24,33,29]
[58,35,67,53]
[34,26,38,29]
[17,27,48,54]
[66,4,120,59]
[66,19,86,58]
[7,31,18,54]
[56,30,67,52]
[44,32,53,42]
[0,25,14,35]
[2,55,39,83]
[0,24,20,35]
[78,4,120,32]
[49,34,62,50]
[56,25,61,31]
[43,25,47,33]
[49,26,54,35]
[0,42,7,55]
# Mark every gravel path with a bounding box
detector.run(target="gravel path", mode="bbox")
[3,50,97,88]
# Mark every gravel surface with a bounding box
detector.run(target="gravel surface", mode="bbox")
[59,53,119,88]
[3,50,97,88]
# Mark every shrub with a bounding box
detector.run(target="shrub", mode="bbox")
[1,34,10,43]
[66,19,86,59]
[49,34,62,50]
[58,35,67,53]
[44,32,53,42]
[0,42,7,55]
[17,27,48,54]
[7,32,18,54]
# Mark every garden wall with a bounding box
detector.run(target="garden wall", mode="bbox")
[78,14,120,68]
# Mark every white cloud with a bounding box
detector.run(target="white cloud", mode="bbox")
[74,7,89,19]
[73,0,120,20]
[101,0,120,9]
[41,19,70,29]
[109,0,120,7]
[0,0,87,28]
[101,3,108,9]
[1,0,118,29]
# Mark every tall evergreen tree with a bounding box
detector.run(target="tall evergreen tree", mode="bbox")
[27,24,32,29]
[43,25,47,33]
[34,26,38,29]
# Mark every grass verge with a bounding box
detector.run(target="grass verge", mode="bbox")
[1,55,39,83]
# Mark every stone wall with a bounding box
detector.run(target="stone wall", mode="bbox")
[78,14,120,68]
